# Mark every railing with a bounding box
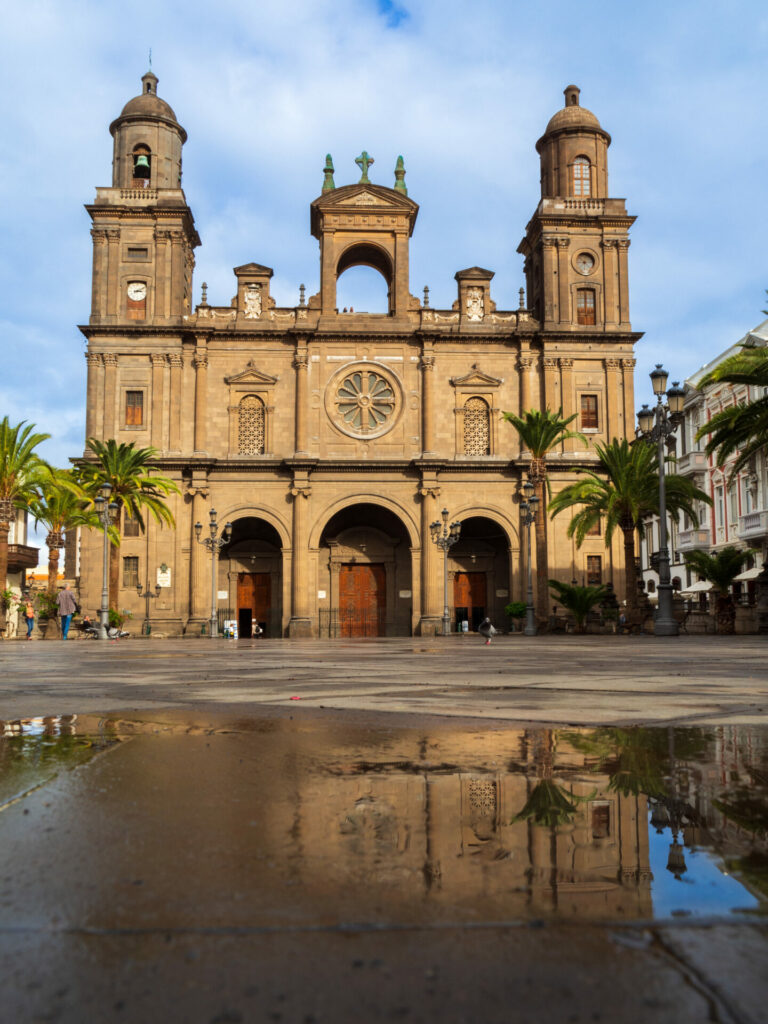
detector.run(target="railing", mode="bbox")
[676,451,708,475]
[318,607,388,638]
[560,198,605,212]
[677,528,710,551]
[120,188,158,201]
[738,510,768,539]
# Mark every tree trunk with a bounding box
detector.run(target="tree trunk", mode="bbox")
[46,537,61,597]
[622,523,639,616]
[534,477,549,627]
[0,517,9,632]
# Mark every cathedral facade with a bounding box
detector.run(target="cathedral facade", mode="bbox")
[78,75,639,637]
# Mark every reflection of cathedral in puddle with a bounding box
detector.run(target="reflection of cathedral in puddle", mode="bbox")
[297,728,653,920]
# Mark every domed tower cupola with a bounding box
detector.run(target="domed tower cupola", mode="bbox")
[536,85,611,199]
[108,71,187,189]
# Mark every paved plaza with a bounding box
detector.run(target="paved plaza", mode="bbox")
[0,632,766,725]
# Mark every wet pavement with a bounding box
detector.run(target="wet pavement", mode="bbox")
[1,707,767,1022]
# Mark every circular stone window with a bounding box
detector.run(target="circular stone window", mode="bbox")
[326,362,403,439]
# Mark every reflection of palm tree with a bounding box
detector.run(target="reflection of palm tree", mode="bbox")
[514,729,586,829]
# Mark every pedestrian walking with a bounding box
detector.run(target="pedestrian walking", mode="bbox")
[478,617,496,645]
[55,584,78,641]
[24,598,35,640]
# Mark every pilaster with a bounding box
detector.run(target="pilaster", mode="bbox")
[418,479,441,635]
[294,347,309,455]
[559,358,575,449]
[617,240,631,327]
[151,353,166,450]
[542,357,559,415]
[421,350,436,455]
[605,358,623,441]
[601,240,618,325]
[84,352,103,441]
[556,237,571,324]
[193,344,208,455]
[168,354,183,452]
[621,358,636,440]
[288,475,312,637]
[542,237,558,325]
[102,352,118,439]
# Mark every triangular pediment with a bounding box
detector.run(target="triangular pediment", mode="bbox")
[450,365,504,387]
[455,266,495,281]
[234,263,274,277]
[312,183,418,213]
[225,361,278,386]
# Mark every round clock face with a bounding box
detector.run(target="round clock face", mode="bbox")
[576,253,595,275]
[127,282,147,301]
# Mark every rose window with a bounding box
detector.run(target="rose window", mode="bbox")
[335,370,396,433]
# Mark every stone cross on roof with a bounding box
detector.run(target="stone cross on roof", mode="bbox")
[355,151,374,184]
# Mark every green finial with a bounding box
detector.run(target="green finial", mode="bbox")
[394,155,407,195]
[355,150,374,184]
[322,154,335,193]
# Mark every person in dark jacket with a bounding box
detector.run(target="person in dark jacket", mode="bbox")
[55,584,78,640]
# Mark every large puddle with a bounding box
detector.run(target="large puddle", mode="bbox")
[1,714,766,925]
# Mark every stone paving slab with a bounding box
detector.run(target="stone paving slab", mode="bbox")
[0,634,766,726]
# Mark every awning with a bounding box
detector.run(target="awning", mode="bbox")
[679,580,713,594]
[734,566,762,582]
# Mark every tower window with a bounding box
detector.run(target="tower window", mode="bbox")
[587,555,602,585]
[571,156,592,197]
[125,390,144,427]
[463,396,491,456]
[580,394,599,430]
[123,512,141,537]
[238,395,265,455]
[577,289,596,326]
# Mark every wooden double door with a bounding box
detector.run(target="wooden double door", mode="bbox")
[237,572,271,637]
[454,571,487,631]
[339,563,386,637]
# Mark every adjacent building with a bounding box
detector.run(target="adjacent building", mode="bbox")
[77,75,640,636]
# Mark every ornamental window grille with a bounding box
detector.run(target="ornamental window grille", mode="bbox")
[463,397,490,455]
[238,395,265,455]
[335,369,395,433]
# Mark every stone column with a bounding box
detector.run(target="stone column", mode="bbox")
[418,482,441,635]
[542,357,559,416]
[617,240,631,327]
[559,358,575,450]
[519,351,535,415]
[170,231,185,318]
[288,479,312,637]
[621,358,636,441]
[421,350,435,455]
[105,228,120,321]
[601,239,618,325]
[193,346,208,455]
[294,348,309,455]
[188,480,210,625]
[605,358,623,441]
[168,353,183,452]
[541,237,558,324]
[151,353,166,450]
[102,353,118,439]
[90,229,108,321]
[556,237,571,324]
[394,228,410,315]
[84,352,103,442]
[155,228,170,320]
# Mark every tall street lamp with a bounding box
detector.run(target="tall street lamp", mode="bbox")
[195,509,232,638]
[520,478,539,637]
[637,364,685,637]
[94,483,118,641]
[136,577,161,635]
[430,508,461,636]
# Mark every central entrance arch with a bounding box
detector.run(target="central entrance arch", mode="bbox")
[220,516,283,637]
[317,502,413,637]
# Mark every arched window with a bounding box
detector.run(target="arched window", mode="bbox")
[238,395,265,455]
[132,145,151,188]
[571,156,591,197]
[577,288,596,326]
[463,397,490,455]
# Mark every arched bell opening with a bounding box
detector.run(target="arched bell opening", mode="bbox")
[318,502,412,637]
[335,243,393,315]
[219,516,283,637]
[132,144,152,187]
[447,517,511,633]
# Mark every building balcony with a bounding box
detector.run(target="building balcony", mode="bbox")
[7,544,39,573]
[738,510,768,541]
[676,451,708,476]
[677,528,711,552]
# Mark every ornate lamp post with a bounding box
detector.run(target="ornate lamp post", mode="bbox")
[430,508,461,636]
[520,478,539,637]
[136,578,161,635]
[194,509,232,638]
[637,365,686,637]
[94,483,118,641]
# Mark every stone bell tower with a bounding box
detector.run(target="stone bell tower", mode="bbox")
[518,85,635,333]
[86,70,200,329]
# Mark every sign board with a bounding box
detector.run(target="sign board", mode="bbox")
[496,589,509,598]
[317,590,327,599]
[217,590,229,600]
[157,567,172,588]
[399,590,412,599]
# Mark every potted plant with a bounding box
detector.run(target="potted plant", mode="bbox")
[504,601,527,632]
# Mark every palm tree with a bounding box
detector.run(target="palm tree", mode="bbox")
[81,439,179,609]
[0,418,50,628]
[28,469,96,599]
[683,546,753,634]
[502,408,586,622]
[549,439,709,617]
[548,580,609,633]
[694,344,768,478]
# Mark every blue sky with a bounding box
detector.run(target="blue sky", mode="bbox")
[1,0,767,470]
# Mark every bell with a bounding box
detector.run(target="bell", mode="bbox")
[133,154,151,177]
